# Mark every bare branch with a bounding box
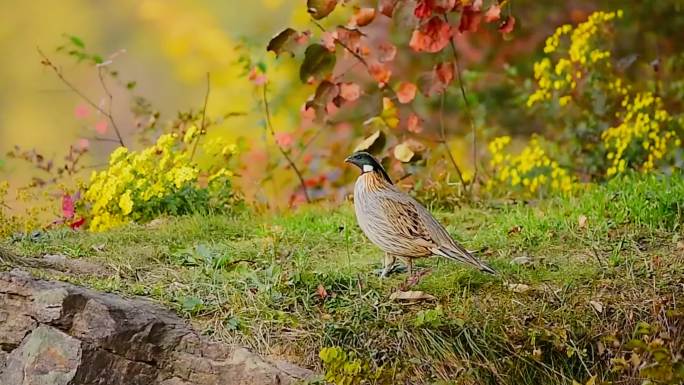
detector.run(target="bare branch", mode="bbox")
[37,48,125,147]
[444,14,478,186]
[96,66,125,146]
[262,84,311,203]
[190,72,211,161]
[438,93,467,187]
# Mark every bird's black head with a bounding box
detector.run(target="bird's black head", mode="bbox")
[344,151,393,184]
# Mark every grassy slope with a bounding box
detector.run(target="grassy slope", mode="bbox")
[3,174,684,384]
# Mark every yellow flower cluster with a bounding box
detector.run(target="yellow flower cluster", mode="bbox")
[83,133,238,231]
[528,10,622,108]
[487,136,576,196]
[602,92,680,176]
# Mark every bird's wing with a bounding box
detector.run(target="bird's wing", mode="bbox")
[376,197,437,250]
[379,187,496,273]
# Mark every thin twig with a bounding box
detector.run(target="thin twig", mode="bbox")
[445,14,478,185]
[38,48,125,147]
[262,84,311,203]
[295,125,325,162]
[439,93,466,186]
[90,136,121,143]
[190,73,211,161]
[96,66,125,146]
[311,20,369,67]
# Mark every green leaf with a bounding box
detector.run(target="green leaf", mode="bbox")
[267,28,299,57]
[68,35,85,48]
[180,296,204,313]
[299,44,336,83]
[307,0,337,20]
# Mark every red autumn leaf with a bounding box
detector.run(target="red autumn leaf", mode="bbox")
[409,16,452,53]
[95,120,108,134]
[498,15,516,34]
[369,62,392,86]
[407,113,423,133]
[435,62,454,85]
[433,0,456,13]
[275,132,294,149]
[414,0,432,19]
[484,4,501,23]
[396,82,417,104]
[459,0,483,33]
[379,0,397,17]
[351,7,376,27]
[377,41,397,62]
[70,217,86,230]
[77,138,90,150]
[74,104,89,119]
[340,82,361,101]
[316,284,328,299]
[62,194,75,219]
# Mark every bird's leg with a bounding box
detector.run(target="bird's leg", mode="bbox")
[379,253,396,278]
[406,258,414,278]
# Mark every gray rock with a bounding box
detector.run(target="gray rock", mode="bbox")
[0,270,313,385]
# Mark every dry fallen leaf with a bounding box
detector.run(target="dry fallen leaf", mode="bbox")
[389,290,436,302]
[510,256,532,265]
[578,215,588,229]
[589,300,603,313]
[317,284,328,299]
[505,283,531,293]
[508,225,523,235]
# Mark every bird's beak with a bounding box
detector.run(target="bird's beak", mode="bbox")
[344,155,353,164]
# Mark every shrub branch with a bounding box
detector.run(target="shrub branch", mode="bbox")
[38,48,126,147]
[261,85,311,203]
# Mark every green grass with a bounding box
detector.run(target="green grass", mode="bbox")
[3,173,684,384]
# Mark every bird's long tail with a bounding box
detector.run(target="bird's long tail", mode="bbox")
[432,243,496,275]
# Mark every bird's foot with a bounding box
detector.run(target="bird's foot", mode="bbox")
[402,268,432,289]
[375,263,408,278]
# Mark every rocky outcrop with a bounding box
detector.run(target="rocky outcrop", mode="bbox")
[0,269,313,385]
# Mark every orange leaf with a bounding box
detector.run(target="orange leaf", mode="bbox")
[484,4,501,23]
[379,0,397,17]
[351,7,376,27]
[340,82,361,101]
[435,62,454,86]
[369,62,392,86]
[407,113,423,133]
[396,82,417,104]
[409,16,451,53]
[275,132,294,149]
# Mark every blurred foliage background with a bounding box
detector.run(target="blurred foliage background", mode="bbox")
[1,0,683,220]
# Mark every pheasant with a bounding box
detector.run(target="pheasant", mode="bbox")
[345,151,495,277]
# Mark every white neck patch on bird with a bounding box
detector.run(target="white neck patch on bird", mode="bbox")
[362,164,374,173]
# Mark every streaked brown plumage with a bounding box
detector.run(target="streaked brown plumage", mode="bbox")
[345,151,495,277]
